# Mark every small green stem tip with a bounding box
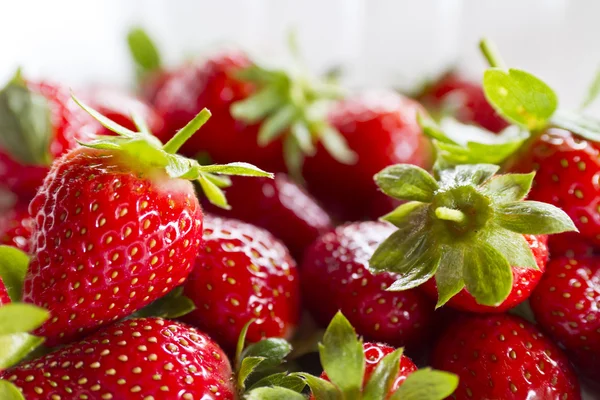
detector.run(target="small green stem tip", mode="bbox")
[162,108,212,154]
[435,207,466,223]
[479,38,507,70]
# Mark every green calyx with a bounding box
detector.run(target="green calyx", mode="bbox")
[0,70,53,166]
[295,312,458,400]
[127,27,162,80]
[230,37,356,179]
[370,164,576,308]
[73,95,273,209]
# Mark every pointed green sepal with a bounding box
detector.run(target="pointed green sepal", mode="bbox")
[580,66,600,110]
[434,247,466,308]
[244,386,306,400]
[463,241,513,307]
[362,348,403,400]
[132,287,196,319]
[494,201,577,234]
[0,380,25,400]
[389,368,459,400]
[248,372,306,393]
[0,303,48,370]
[481,172,534,204]
[374,164,439,202]
[295,373,341,400]
[0,246,29,302]
[127,27,162,78]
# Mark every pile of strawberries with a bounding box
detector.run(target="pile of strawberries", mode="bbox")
[0,30,598,400]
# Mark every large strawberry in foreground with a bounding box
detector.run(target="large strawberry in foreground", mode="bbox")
[23,97,272,346]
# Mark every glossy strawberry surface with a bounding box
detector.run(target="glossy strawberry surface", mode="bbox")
[0,277,10,305]
[301,221,435,349]
[2,318,236,399]
[183,215,300,352]
[431,314,581,400]
[24,147,203,346]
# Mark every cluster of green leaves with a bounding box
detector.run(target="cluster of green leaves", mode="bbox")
[371,164,576,307]
[73,95,273,209]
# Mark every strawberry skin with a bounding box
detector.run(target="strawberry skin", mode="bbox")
[0,203,33,253]
[201,174,333,259]
[301,221,436,349]
[2,317,236,399]
[183,215,300,352]
[422,234,548,313]
[23,147,203,346]
[530,256,600,383]
[303,91,431,221]
[431,314,581,399]
[0,278,10,305]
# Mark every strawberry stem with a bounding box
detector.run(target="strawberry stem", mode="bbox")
[435,207,466,223]
[479,38,507,70]
[162,108,211,154]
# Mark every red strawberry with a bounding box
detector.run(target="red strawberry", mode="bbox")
[22,98,272,346]
[201,173,333,259]
[431,314,581,399]
[548,232,597,258]
[183,215,300,352]
[0,279,10,306]
[0,203,33,253]
[301,221,436,349]
[530,256,600,383]
[2,317,236,399]
[421,234,549,313]
[416,71,509,133]
[0,75,101,200]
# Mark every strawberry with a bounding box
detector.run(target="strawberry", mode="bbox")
[0,279,10,306]
[299,312,458,400]
[301,221,436,349]
[0,204,33,253]
[22,97,272,346]
[0,73,101,200]
[548,232,597,258]
[201,173,333,259]
[421,234,549,313]
[431,314,581,399]
[2,317,237,399]
[530,256,600,383]
[415,71,509,133]
[368,163,575,310]
[183,215,300,353]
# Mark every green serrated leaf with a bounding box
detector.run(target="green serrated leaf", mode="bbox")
[248,373,307,393]
[390,368,458,400]
[244,386,306,400]
[0,246,29,302]
[319,312,364,398]
[434,246,466,308]
[0,380,25,400]
[127,27,162,75]
[0,304,49,335]
[238,356,266,390]
[72,94,137,138]
[291,121,315,156]
[580,66,600,110]
[231,86,283,124]
[283,136,304,182]
[362,348,403,400]
[495,201,577,235]
[386,249,441,292]
[438,164,499,188]
[483,68,557,131]
[132,287,196,319]
[242,338,292,370]
[463,241,513,306]
[295,373,341,400]
[381,202,428,227]
[258,105,297,145]
[482,226,538,269]
[320,125,357,165]
[550,109,600,142]
[481,172,534,204]
[375,164,439,202]
[198,175,230,210]
[0,333,45,370]
[199,162,273,178]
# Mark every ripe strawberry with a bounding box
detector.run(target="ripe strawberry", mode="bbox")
[548,232,597,258]
[0,203,33,253]
[22,97,272,346]
[201,173,333,259]
[530,256,600,383]
[416,71,509,133]
[301,221,436,349]
[0,74,101,200]
[2,317,236,399]
[183,215,300,352]
[421,234,549,313]
[0,279,10,306]
[431,314,581,399]
[303,91,432,221]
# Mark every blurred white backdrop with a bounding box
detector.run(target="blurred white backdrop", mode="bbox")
[0,0,599,109]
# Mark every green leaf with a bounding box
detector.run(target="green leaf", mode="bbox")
[320,125,357,165]
[375,164,439,202]
[434,246,466,308]
[385,249,441,292]
[0,304,49,335]
[580,66,600,110]
[550,109,600,142]
[495,201,577,234]
[242,338,292,370]
[0,380,25,400]
[231,86,283,123]
[291,121,315,156]
[482,226,538,269]
[72,94,137,138]
[381,202,428,227]
[199,162,274,178]
[248,373,306,393]
[295,373,341,400]
[463,241,513,306]
[0,76,53,166]
[236,319,255,368]
[483,68,557,131]
[481,172,534,204]
[0,333,45,370]
[258,105,296,145]
[0,246,29,302]
[319,312,364,398]
[198,175,230,209]
[132,287,196,319]
[238,356,266,390]
[362,348,403,400]
[438,164,499,188]
[283,135,304,182]
[244,386,306,400]
[127,27,162,75]
[203,173,232,188]
[390,368,459,400]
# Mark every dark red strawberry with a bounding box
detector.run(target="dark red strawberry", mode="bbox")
[0,203,33,253]
[22,98,272,346]
[183,215,300,352]
[2,317,236,399]
[0,279,10,306]
[303,91,432,221]
[416,71,509,133]
[530,256,600,383]
[301,221,436,349]
[421,234,549,313]
[548,232,597,258]
[0,75,101,200]
[201,173,333,259]
[431,314,581,399]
